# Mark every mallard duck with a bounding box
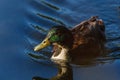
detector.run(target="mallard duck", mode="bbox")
[34,16,106,65]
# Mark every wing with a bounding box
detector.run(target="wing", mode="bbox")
[71,16,106,49]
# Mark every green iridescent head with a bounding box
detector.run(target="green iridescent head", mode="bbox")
[48,26,67,43]
[34,26,73,51]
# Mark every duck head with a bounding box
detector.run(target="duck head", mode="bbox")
[34,26,74,62]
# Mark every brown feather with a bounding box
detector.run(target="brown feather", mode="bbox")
[69,16,106,64]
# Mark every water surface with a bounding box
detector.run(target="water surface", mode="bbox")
[0,0,120,80]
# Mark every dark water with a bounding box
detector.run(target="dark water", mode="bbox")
[0,0,120,80]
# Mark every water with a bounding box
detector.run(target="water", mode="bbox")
[0,0,120,80]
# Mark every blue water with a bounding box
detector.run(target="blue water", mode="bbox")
[0,0,120,80]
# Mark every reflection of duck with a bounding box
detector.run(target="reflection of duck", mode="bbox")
[32,62,73,80]
[51,62,73,80]
[34,16,106,65]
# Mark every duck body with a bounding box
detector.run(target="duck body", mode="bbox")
[71,19,105,64]
[52,16,106,64]
[34,16,106,65]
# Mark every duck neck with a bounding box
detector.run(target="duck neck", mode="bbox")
[51,44,70,63]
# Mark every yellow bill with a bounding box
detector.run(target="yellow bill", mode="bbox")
[34,37,50,51]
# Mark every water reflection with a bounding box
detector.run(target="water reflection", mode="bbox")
[32,62,73,80]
